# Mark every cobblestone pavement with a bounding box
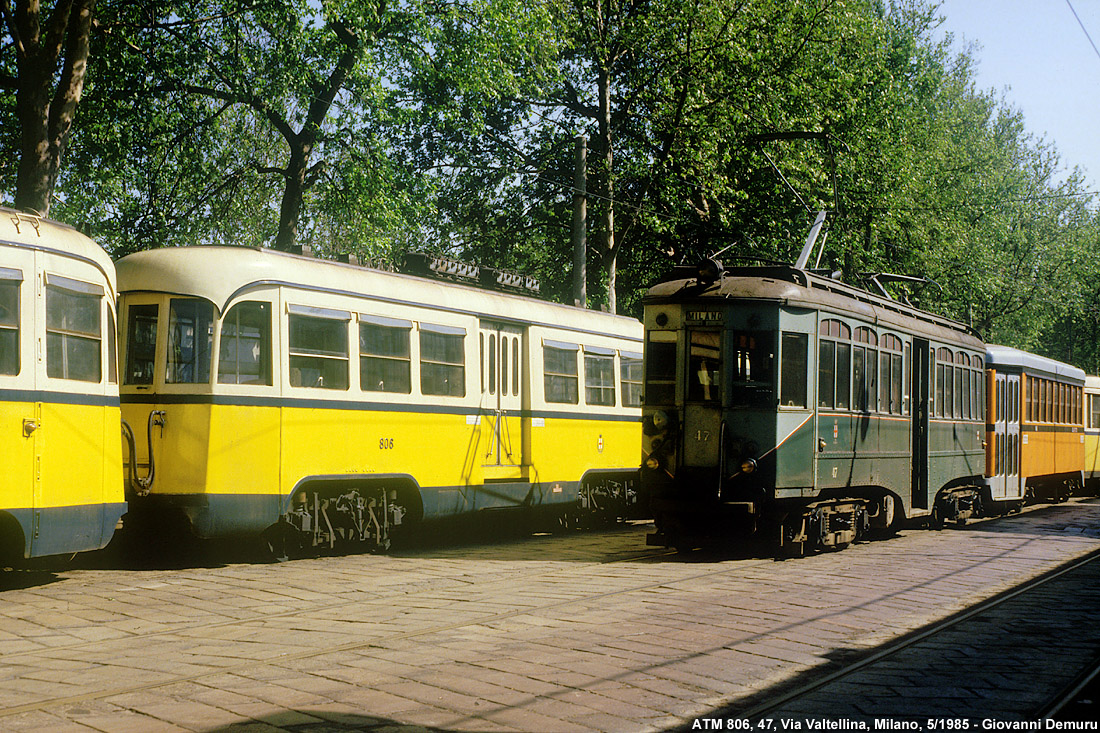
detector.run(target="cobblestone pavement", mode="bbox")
[1,500,1100,733]
[724,535,1100,723]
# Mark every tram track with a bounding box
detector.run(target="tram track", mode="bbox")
[730,547,1100,723]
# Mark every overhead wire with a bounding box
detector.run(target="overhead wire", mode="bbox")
[1066,0,1100,65]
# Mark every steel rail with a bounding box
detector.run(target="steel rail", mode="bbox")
[734,546,1100,722]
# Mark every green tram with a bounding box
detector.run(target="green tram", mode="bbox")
[641,262,987,555]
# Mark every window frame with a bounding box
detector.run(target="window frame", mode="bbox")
[583,346,617,407]
[0,268,22,377]
[419,322,466,397]
[359,314,412,395]
[287,305,351,391]
[218,301,273,386]
[544,339,580,405]
[44,273,104,384]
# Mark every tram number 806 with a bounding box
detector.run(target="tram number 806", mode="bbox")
[379,438,395,450]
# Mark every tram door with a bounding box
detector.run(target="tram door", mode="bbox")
[910,338,930,509]
[479,322,527,481]
[991,373,1022,500]
[1,249,36,554]
[35,251,112,555]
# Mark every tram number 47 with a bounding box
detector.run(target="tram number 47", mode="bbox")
[379,438,395,450]
[694,430,711,442]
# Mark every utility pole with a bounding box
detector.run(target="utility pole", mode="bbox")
[572,135,587,308]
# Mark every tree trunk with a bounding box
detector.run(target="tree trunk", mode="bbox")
[597,64,616,314]
[273,139,312,252]
[12,0,96,217]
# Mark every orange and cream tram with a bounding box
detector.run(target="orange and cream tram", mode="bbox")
[985,345,1085,505]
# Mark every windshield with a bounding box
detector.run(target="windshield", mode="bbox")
[729,331,774,408]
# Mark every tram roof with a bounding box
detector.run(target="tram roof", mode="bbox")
[645,265,982,348]
[0,207,116,293]
[985,344,1086,383]
[115,245,642,339]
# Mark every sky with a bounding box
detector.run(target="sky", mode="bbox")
[934,0,1100,190]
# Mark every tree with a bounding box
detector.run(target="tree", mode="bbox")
[2,0,95,215]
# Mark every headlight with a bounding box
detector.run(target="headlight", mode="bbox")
[651,410,669,431]
[645,456,661,470]
[740,458,758,474]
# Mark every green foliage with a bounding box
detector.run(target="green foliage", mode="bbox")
[4,0,1100,368]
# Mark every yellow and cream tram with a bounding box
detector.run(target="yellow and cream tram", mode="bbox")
[0,208,125,563]
[116,247,643,554]
[1082,375,1100,494]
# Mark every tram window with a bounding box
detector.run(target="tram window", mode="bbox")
[289,312,349,390]
[621,353,643,407]
[729,331,774,408]
[125,304,159,385]
[963,369,971,420]
[107,309,117,384]
[954,365,963,419]
[891,353,903,415]
[689,330,722,404]
[1090,394,1100,430]
[818,340,835,408]
[879,351,890,413]
[0,275,19,376]
[903,343,911,415]
[166,298,214,384]
[584,351,616,406]
[544,344,579,404]
[836,342,851,410]
[946,363,954,416]
[489,334,497,396]
[780,333,808,408]
[359,319,411,394]
[512,338,520,396]
[501,335,508,396]
[644,333,676,406]
[934,363,944,417]
[219,302,273,385]
[421,326,466,397]
[46,276,102,383]
[854,347,877,412]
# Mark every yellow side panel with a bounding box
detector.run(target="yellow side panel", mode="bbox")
[0,399,35,509]
[206,404,280,496]
[38,403,114,508]
[1086,432,1100,478]
[529,417,640,483]
[1056,431,1085,475]
[148,402,210,493]
[279,407,477,495]
[1022,429,1085,479]
[125,401,639,503]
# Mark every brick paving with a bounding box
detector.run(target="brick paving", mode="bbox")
[1,500,1099,732]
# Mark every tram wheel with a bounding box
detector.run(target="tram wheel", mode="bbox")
[261,521,300,563]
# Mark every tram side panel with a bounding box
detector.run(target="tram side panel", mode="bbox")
[527,326,642,511]
[119,258,644,543]
[1085,377,1100,493]
[1,224,125,562]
